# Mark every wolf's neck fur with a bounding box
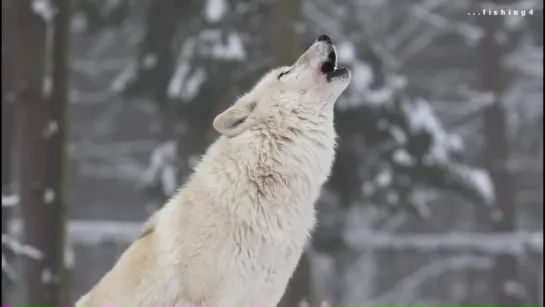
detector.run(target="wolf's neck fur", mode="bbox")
[182,111,337,233]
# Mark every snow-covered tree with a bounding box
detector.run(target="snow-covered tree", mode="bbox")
[118,0,498,304]
[3,0,72,304]
[2,196,43,285]
[56,0,541,304]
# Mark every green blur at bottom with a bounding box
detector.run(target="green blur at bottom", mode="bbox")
[6,305,542,307]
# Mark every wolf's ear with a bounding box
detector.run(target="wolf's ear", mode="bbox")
[213,99,258,137]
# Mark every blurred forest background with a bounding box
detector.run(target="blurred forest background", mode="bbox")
[1,0,543,305]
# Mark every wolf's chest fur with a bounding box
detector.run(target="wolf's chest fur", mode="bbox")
[222,188,316,305]
[231,129,335,302]
[163,126,337,304]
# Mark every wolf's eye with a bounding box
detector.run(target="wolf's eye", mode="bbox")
[278,70,291,80]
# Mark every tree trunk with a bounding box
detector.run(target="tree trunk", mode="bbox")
[271,0,309,306]
[3,0,48,304]
[45,0,72,303]
[271,0,302,65]
[1,4,15,301]
[4,0,71,304]
[133,0,181,143]
[477,1,520,305]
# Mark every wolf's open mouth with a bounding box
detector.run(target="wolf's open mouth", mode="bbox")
[321,49,348,81]
[321,51,337,73]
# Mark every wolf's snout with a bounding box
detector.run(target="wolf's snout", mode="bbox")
[313,35,350,82]
[295,35,349,83]
[317,34,333,45]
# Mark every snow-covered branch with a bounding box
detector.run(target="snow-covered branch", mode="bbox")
[412,4,483,43]
[367,255,492,304]
[479,0,543,11]
[139,141,179,197]
[345,231,543,254]
[2,233,43,283]
[9,219,142,246]
[7,219,541,255]
[2,194,19,208]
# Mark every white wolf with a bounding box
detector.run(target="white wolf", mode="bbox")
[76,35,351,307]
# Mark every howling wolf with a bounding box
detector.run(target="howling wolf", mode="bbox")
[76,34,351,307]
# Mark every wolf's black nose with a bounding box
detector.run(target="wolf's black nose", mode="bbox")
[317,34,332,44]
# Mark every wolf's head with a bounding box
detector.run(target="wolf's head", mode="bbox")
[213,35,351,137]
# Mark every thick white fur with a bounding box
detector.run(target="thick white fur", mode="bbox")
[76,39,351,307]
